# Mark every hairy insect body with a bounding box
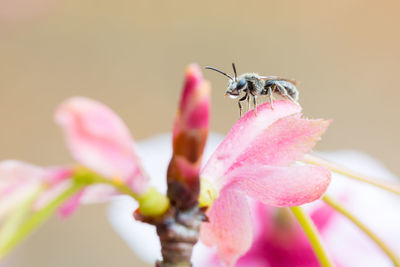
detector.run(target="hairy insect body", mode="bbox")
[205,64,300,116]
[232,73,299,116]
[263,79,299,102]
[239,73,264,95]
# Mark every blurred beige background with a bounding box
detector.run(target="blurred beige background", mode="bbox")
[0,0,399,266]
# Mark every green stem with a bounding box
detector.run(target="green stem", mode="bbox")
[290,206,335,267]
[91,174,170,216]
[0,186,45,247]
[0,182,84,260]
[88,175,140,199]
[0,168,169,261]
[323,195,400,267]
[305,154,400,197]
[73,167,170,216]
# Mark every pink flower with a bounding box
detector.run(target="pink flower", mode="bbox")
[0,96,149,218]
[209,203,337,267]
[200,151,400,267]
[108,138,400,267]
[199,100,331,266]
[0,160,45,219]
[54,96,148,195]
[0,160,82,218]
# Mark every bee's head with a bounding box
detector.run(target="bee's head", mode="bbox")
[226,78,247,98]
[205,63,244,98]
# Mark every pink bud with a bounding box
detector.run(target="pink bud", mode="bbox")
[167,64,211,209]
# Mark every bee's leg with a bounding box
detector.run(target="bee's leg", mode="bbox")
[287,95,300,106]
[247,94,250,111]
[253,95,258,115]
[276,82,300,106]
[268,87,274,110]
[238,93,248,117]
[238,101,243,117]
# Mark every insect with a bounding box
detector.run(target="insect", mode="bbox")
[205,63,300,116]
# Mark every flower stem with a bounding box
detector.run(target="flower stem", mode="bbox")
[0,186,44,249]
[322,195,400,266]
[290,206,335,267]
[73,167,170,217]
[0,182,84,260]
[305,154,400,196]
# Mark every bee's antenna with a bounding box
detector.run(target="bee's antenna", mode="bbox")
[205,66,234,81]
[232,62,237,81]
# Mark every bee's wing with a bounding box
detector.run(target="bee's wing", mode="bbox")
[258,75,280,80]
[259,76,298,85]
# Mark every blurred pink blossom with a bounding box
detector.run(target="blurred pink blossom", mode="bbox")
[0,160,46,219]
[208,203,337,267]
[55,96,149,195]
[0,97,149,218]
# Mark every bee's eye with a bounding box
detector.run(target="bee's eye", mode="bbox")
[237,79,246,89]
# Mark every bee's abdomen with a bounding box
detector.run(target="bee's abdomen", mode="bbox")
[264,80,299,102]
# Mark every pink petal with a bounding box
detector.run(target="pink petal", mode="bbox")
[200,188,253,266]
[55,97,148,194]
[44,166,74,185]
[201,100,301,185]
[202,102,330,189]
[232,116,331,169]
[227,164,331,206]
[33,179,72,210]
[0,160,45,218]
[0,160,45,190]
[311,202,337,231]
[0,161,84,217]
[219,202,337,267]
[243,203,326,267]
[34,179,119,215]
[58,188,86,217]
[0,161,118,217]
[79,184,118,203]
